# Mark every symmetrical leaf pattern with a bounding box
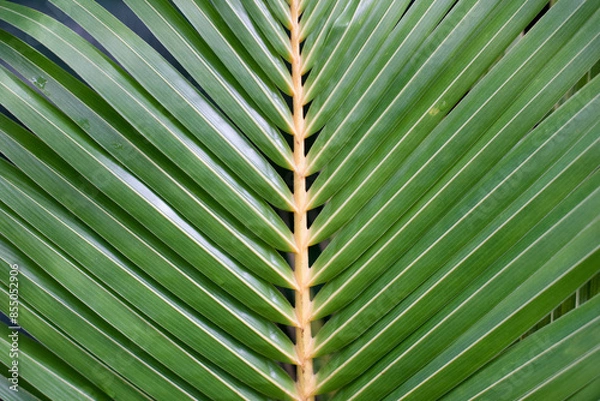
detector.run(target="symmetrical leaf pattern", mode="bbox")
[0,0,598,400]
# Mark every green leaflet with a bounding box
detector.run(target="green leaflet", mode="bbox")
[567,377,600,401]
[333,183,600,399]
[313,73,600,321]
[0,114,297,363]
[168,0,294,122]
[0,247,215,400]
[0,285,152,400]
[316,129,600,391]
[0,381,46,401]
[209,0,292,90]
[0,68,296,326]
[382,220,600,400]
[0,208,295,399]
[309,0,600,284]
[241,0,291,61]
[0,31,296,288]
[122,0,294,168]
[0,161,297,397]
[301,0,360,73]
[49,0,294,206]
[0,322,114,401]
[304,0,456,137]
[0,2,297,248]
[443,294,600,400]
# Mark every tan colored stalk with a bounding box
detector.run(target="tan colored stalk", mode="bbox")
[290,1,315,400]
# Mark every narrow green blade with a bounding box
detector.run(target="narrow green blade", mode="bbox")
[0,2,297,250]
[0,114,297,362]
[310,1,600,284]
[48,0,295,209]
[443,294,600,400]
[122,0,294,168]
[0,211,297,399]
[312,74,600,320]
[241,0,291,60]
[0,324,114,401]
[169,0,294,126]
[0,67,296,325]
[209,0,292,90]
[316,132,600,392]
[0,31,296,288]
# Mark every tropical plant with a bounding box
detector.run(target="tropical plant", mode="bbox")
[0,0,598,399]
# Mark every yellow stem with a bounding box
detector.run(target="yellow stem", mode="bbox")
[290,1,315,400]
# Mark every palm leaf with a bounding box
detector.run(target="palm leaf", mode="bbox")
[0,0,598,400]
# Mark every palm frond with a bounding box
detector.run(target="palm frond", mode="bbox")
[0,0,598,400]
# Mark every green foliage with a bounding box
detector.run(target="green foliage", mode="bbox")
[0,0,598,399]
